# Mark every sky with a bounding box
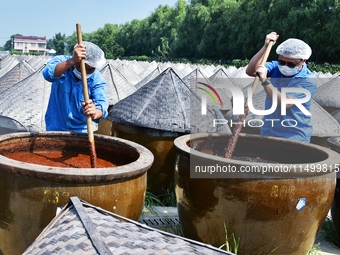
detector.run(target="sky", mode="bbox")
[0,0,180,47]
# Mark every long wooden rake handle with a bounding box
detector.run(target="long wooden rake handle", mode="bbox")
[76,23,97,168]
[225,41,274,159]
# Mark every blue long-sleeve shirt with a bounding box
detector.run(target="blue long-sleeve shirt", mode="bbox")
[43,55,108,133]
[261,61,316,142]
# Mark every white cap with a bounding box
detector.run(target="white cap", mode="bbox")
[81,41,106,69]
[276,38,312,60]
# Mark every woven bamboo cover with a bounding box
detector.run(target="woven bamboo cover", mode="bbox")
[0,65,50,131]
[108,67,218,133]
[0,60,35,94]
[23,197,234,255]
[100,63,137,105]
[313,75,340,108]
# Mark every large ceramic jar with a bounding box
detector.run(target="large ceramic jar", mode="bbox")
[114,122,184,196]
[175,133,340,255]
[0,132,154,255]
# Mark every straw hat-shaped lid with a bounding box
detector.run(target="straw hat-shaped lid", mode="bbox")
[137,60,159,80]
[23,197,234,255]
[124,59,144,76]
[182,68,209,86]
[178,63,194,77]
[0,60,35,94]
[0,65,50,131]
[313,75,340,108]
[0,55,19,78]
[27,55,52,70]
[116,62,142,85]
[134,66,162,90]
[100,62,137,106]
[108,68,217,133]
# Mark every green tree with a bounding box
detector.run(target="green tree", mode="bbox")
[65,33,77,55]
[48,33,66,55]
[168,0,187,57]
[176,2,210,58]
[115,19,146,56]
[64,32,92,55]
[89,23,123,59]
[263,0,340,62]
[114,1,186,59]
[288,0,339,62]
[46,39,54,50]
[147,4,179,58]
[196,0,241,59]
[24,0,340,64]
[225,0,273,60]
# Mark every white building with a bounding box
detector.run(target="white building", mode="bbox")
[13,36,47,54]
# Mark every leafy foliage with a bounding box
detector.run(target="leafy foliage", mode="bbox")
[47,33,66,55]
[321,217,340,248]
[4,0,340,67]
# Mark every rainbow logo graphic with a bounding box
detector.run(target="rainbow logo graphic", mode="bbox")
[197,82,223,106]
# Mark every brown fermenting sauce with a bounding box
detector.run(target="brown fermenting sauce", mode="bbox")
[232,156,277,163]
[225,106,249,158]
[3,149,116,168]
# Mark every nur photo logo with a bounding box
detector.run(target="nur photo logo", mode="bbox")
[197,80,311,116]
[197,82,223,115]
[194,78,312,129]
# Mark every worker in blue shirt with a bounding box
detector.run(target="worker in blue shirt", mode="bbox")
[246,32,317,142]
[43,41,108,133]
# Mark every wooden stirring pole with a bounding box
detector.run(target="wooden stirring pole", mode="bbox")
[225,41,274,159]
[76,23,97,168]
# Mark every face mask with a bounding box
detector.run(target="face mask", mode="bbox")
[278,65,299,77]
[73,67,94,79]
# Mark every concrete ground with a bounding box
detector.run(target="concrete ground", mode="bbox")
[315,230,340,255]
[141,207,340,255]
[317,239,340,255]
[316,211,340,255]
